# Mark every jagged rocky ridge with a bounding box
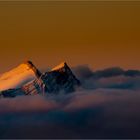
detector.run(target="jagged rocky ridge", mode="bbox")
[0,61,80,98]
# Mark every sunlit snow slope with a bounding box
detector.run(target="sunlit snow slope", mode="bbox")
[0,62,37,91]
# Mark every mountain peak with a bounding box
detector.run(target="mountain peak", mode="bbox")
[0,60,42,91]
[0,62,38,91]
[39,62,81,94]
[51,62,68,71]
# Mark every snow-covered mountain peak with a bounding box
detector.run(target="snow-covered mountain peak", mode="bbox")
[0,61,40,91]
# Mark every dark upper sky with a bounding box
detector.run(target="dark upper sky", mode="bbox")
[0,1,140,73]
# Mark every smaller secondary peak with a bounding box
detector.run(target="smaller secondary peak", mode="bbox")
[52,62,68,71]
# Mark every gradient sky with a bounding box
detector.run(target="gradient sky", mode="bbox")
[0,1,140,73]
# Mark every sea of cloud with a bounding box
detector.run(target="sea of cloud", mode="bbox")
[0,65,140,138]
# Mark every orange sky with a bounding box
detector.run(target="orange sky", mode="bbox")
[0,1,140,73]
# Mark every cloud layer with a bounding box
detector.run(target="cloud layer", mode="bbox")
[0,65,140,138]
[0,88,140,138]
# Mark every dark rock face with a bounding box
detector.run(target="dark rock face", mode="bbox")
[0,62,81,97]
[42,62,80,94]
